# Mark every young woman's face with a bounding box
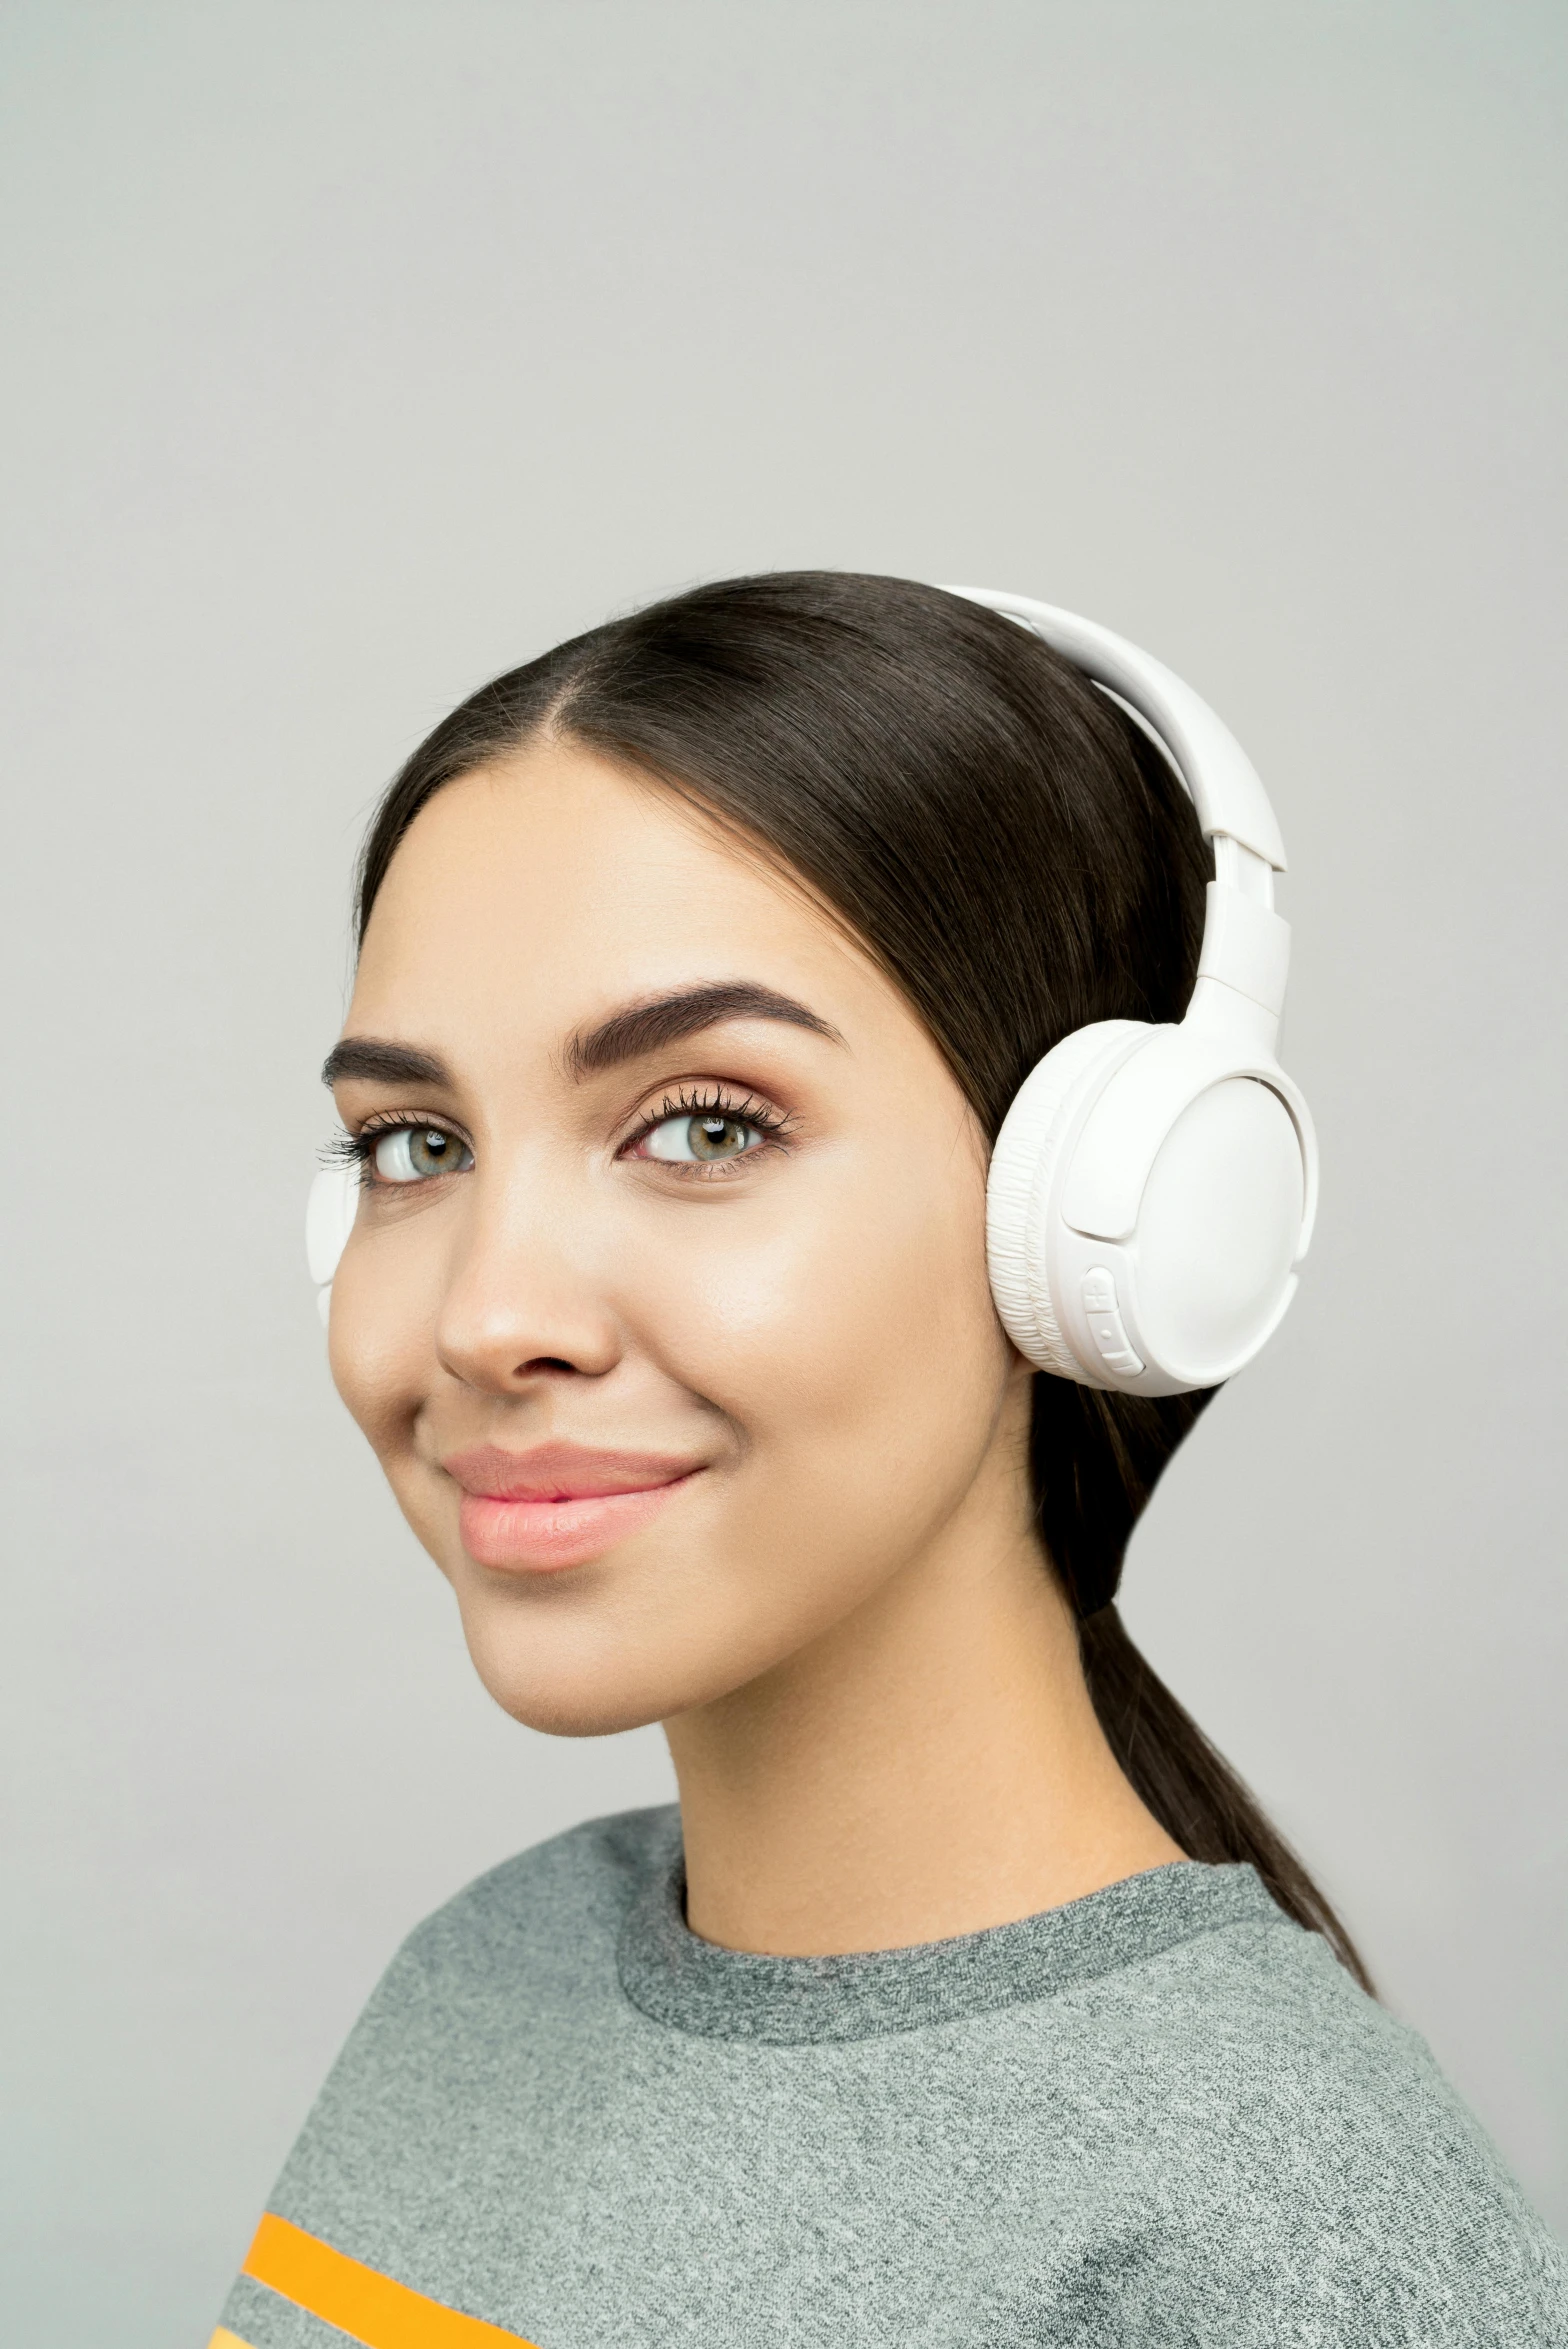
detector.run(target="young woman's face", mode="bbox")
[328,738,1031,1734]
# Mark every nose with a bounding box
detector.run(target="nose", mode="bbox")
[434,1162,623,1394]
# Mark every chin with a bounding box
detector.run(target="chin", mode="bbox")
[482,1675,673,1741]
[454,1611,708,1740]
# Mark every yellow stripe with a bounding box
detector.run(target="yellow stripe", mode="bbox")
[208,2332,257,2349]
[242,2213,539,2348]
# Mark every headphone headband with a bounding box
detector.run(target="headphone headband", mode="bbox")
[941,587,1287,870]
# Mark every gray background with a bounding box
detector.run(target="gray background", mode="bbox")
[2,3,1563,2339]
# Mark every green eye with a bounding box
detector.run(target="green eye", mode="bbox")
[642,1113,763,1164]
[370,1126,473,1183]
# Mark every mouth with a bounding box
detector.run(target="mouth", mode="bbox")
[441,1442,705,1575]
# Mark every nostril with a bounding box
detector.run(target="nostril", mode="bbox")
[519,1357,577,1376]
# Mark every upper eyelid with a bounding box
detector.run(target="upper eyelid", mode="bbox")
[620,1083,788,1139]
[348,1106,470,1139]
[631,1071,787,1112]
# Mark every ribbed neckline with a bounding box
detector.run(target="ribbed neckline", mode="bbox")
[616,1822,1282,2044]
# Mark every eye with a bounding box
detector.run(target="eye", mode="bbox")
[368,1125,474,1183]
[639,1112,767,1164]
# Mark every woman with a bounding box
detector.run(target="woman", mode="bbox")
[215,575,1564,2348]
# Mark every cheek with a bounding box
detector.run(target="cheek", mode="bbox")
[325,1227,437,1465]
[636,1151,1008,1506]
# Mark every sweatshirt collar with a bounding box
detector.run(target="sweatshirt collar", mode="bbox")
[617,1824,1282,2043]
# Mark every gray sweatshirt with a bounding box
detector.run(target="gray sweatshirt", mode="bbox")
[216,1805,1566,2348]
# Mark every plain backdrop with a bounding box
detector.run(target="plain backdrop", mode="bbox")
[2,3,1564,2339]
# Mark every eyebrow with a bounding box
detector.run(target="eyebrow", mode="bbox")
[321,1038,453,1089]
[565,982,842,1077]
[321,984,841,1095]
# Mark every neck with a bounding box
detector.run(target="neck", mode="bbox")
[663,1398,1184,1957]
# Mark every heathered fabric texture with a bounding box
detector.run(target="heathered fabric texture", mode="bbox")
[223,1805,1567,2348]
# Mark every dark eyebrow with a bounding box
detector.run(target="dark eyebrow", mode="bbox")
[321,1037,453,1089]
[566,982,842,1079]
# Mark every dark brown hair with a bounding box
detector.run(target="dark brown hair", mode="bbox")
[356,571,1371,1991]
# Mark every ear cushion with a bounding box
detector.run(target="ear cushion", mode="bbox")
[986,1021,1151,1376]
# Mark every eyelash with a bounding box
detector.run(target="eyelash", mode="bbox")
[325,1087,792,1187]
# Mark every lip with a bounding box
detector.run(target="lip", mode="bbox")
[442,1442,705,1575]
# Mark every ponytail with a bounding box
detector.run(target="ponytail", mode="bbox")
[1034,1380,1374,1993]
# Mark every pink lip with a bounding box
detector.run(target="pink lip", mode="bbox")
[442,1443,705,1574]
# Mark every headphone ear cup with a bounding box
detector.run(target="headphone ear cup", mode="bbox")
[1128,1075,1307,1382]
[986,1021,1151,1377]
[306,1162,360,1313]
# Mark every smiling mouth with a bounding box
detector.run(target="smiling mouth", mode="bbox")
[442,1444,705,1574]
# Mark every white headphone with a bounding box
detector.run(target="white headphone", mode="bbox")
[309,588,1316,1396]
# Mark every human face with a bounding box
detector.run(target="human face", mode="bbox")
[327,736,1029,1735]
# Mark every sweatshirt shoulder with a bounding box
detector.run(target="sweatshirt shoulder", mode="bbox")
[1079,1909,1568,2343]
[418,1798,679,1949]
[391,1801,679,1992]
[1116,1906,1523,2186]
[279,1806,676,2164]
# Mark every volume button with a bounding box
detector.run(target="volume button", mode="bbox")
[1080,1265,1144,1376]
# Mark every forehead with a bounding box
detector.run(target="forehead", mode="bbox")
[349,737,887,1048]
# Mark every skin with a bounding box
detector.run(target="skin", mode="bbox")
[328,734,1183,1956]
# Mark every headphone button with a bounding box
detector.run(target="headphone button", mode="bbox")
[1081,1269,1145,1378]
